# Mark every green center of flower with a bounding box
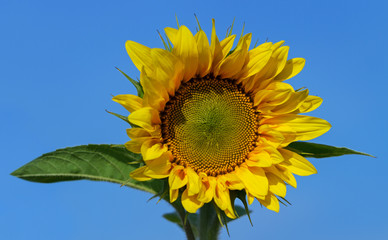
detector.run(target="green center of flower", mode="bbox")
[161,76,259,176]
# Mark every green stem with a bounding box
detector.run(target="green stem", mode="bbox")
[172,201,196,240]
[199,203,221,240]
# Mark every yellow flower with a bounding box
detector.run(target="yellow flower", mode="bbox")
[113,20,330,218]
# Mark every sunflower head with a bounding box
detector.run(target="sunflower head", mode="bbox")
[113,19,330,218]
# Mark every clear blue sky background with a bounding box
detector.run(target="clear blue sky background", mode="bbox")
[1,0,387,239]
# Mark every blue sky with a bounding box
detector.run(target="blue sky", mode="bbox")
[1,0,387,239]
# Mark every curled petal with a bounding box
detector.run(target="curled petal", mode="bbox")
[186,167,200,196]
[141,139,167,161]
[182,189,204,213]
[224,173,244,190]
[169,165,188,190]
[213,177,236,218]
[145,153,171,177]
[197,173,214,203]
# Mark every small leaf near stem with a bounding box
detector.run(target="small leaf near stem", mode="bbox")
[171,200,196,240]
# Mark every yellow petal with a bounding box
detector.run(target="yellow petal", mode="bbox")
[274,58,306,81]
[125,40,153,74]
[172,25,198,81]
[220,35,236,57]
[186,167,201,196]
[235,166,268,197]
[267,172,287,197]
[247,192,255,205]
[224,172,244,190]
[210,19,223,70]
[298,95,323,113]
[130,166,152,181]
[253,81,294,107]
[270,89,310,114]
[128,107,161,131]
[169,165,188,190]
[150,48,184,95]
[215,34,251,78]
[125,138,148,153]
[164,27,178,45]
[112,94,143,113]
[194,30,212,77]
[258,125,286,148]
[170,189,179,203]
[262,114,331,141]
[140,68,169,111]
[265,165,297,188]
[213,178,232,212]
[253,46,289,81]
[272,40,285,50]
[181,189,204,213]
[279,149,317,176]
[224,207,237,219]
[144,153,172,177]
[126,128,150,138]
[197,173,214,203]
[258,193,280,212]
[236,33,252,49]
[242,46,272,78]
[126,126,160,139]
[141,139,167,161]
[247,150,272,167]
[248,145,284,167]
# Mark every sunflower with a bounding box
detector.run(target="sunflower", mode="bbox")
[113,19,330,218]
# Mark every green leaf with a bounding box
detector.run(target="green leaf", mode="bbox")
[163,212,182,226]
[286,142,374,158]
[11,144,163,194]
[115,67,144,98]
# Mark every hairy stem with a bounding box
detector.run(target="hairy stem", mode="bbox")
[199,203,220,240]
[172,201,195,240]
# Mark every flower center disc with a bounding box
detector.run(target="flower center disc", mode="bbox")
[161,76,259,176]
